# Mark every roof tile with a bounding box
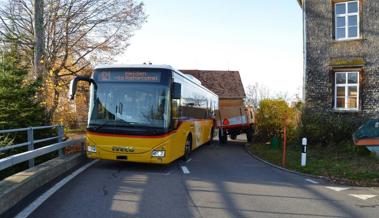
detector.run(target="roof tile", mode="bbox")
[180,70,246,99]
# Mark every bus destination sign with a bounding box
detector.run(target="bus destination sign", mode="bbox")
[97,71,161,82]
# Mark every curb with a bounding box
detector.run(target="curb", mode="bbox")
[244,144,379,187]
[0,153,85,215]
[243,144,329,181]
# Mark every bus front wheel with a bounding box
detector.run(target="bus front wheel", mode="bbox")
[184,136,192,161]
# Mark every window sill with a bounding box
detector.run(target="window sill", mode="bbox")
[333,109,361,113]
[333,37,363,43]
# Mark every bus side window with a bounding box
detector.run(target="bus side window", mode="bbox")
[171,99,180,129]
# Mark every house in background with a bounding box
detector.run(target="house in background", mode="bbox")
[180,70,246,108]
[298,0,379,118]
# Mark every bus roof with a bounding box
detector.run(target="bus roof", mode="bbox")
[94,64,175,70]
[94,64,218,97]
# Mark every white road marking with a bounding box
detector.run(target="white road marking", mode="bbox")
[349,194,377,200]
[186,158,192,163]
[181,166,190,174]
[325,186,350,192]
[144,171,172,176]
[305,179,319,184]
[15,160,99,218]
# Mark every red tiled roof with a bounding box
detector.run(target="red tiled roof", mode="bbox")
[180,70,246,99]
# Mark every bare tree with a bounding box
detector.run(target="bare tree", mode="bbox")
[245,83,270,109]
[275,91,290,102]
[0,0,146,120]
[34,0,44,78]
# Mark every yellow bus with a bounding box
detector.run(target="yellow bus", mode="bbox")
[69,64,218,164]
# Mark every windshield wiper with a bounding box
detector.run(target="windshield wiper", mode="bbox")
[93,120,113,131]
[92,120,137,131]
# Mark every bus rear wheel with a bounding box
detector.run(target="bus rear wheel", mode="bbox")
[184,136,192,161]
[219,129,227,144]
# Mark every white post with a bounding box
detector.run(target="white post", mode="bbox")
[301,137,307,167]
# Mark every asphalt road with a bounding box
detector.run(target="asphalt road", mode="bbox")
[17,138,379,218]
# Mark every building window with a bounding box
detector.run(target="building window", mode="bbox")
[335,72,359,110]
[335,1,359,40]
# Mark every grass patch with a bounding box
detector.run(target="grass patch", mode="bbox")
[248,142,379,185]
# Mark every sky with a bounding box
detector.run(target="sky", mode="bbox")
[116,0,303,99]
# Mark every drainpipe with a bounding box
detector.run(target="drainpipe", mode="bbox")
[302,0,307,102]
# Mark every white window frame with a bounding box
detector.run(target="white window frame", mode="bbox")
[334,72,360,111]
[335,1,360,41]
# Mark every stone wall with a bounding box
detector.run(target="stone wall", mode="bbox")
[305,0,379,119]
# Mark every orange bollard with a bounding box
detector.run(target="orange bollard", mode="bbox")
[282,126,287,167]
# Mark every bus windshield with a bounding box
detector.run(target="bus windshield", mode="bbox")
[88,83,170,129]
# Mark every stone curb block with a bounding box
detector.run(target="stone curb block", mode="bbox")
[0,153,85,215]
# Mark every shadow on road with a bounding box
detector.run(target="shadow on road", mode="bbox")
[27,139,367,218]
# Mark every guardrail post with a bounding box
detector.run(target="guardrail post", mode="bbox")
[27,127,34,168]
[58,125,64,158]
[81,142,85,155]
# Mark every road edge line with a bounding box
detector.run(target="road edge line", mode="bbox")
[305,179,319,184]
[15,159,98,218]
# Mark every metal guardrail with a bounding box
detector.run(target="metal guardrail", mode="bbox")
[0,126,85,171]
[0,138,85,171]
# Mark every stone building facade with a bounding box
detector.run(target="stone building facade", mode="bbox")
[299,0,378,118]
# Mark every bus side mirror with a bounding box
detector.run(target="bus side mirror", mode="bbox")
[172,82,181,99]
[69,76,95,100]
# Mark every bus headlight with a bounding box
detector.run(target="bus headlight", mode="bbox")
[152,150,165,157]
[87,145,97,153]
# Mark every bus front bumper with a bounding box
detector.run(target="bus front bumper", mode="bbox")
[86,147,172,164]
